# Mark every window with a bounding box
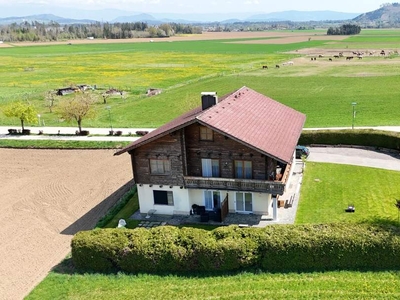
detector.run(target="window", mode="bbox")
[150,159,171,175]
[235,160,252,179]
[202,158,220,177]
[153,190,174,206]
[200,126,213,141]
[235,192,253,213]
[204,190,221,210]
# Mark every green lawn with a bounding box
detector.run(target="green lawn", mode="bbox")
[296,163,400,225]
[26,269,400,299]
[0,139,130,149]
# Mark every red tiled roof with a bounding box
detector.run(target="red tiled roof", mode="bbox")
[115,86,306,163]
[197,87,306,163]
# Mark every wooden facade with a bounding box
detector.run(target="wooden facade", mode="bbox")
[130,122,288,195]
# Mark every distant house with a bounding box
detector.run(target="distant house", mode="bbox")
[147,88,162,97]
[115,86,306,221]
[104,88,123,96]
[77,84,91,91]
[56,87,77,96]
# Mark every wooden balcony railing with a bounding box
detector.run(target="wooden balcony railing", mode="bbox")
[183,176,285,195]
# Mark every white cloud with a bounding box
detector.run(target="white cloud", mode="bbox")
[244,0,259,5]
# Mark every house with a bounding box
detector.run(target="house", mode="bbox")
[115,86,306,221]
[56,87,77,96]
[147,88,162,97]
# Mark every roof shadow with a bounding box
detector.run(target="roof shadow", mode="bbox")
[60,179,135,235]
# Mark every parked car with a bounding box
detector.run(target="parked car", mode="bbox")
[296,145,310,159]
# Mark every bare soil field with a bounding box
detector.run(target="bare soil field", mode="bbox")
[0,149,133,300]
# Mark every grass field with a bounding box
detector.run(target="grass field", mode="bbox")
[26,269,400,300]
[1,29,400,129]
[296,163,400,225]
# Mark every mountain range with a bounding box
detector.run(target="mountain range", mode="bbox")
[2,4,399,25]
[0,4,361,25]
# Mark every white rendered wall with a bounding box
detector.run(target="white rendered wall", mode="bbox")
[138,185,272,216]
[137,185,190,215]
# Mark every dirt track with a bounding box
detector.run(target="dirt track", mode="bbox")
[0,149,133,299]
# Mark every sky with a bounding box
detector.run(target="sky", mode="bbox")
[0,0,387,14]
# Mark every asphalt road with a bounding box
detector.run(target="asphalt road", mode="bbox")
[307,146,400,171]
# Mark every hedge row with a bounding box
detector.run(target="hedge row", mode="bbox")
[299,129,400,151]
[71,223,400,273]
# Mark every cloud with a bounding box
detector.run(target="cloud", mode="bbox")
[244,0,259,4]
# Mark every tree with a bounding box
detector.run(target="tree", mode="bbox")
[327,24,361,35]
[3,101,37,131]
[44,90,58,113]
[58,92,98,133]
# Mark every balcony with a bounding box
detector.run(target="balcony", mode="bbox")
[183,176,285,195]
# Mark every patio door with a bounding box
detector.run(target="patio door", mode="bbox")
[235,192,253,213]
[204,190,221,210]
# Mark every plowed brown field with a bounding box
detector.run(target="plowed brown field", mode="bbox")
[0,149,133,299]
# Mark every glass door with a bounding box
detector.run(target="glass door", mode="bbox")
[235,192,253,213]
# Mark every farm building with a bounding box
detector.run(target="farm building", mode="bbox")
[56,87,77,96]
[115,87,306,221]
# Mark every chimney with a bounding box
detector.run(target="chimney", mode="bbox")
[201,92,218,110]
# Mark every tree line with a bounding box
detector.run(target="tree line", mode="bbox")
[0,21,202,42]
[327,24,361,35]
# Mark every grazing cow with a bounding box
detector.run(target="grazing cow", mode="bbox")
[333,55,340,58]
[329,58,332,61]
[275,64,280,68]
[262,65,268,69]
[339,52,343,57]
[287,61,294,65]
[358,55,363,59]
[380,50,385,55]
[318,54,323,58]
[346,56,354,60]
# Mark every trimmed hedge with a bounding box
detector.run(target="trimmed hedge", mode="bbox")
[299,129,400,151]
[71,224,400,273]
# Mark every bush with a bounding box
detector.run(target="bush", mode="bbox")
[71,223,400,274]
[299,129,400,151]
[135,131,149,136]
[71,228,130,272]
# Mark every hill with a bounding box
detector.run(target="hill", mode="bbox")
[353,3,400,25]
[0,14,95,25]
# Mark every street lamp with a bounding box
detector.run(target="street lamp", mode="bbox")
[351,102,357,129]
[106,106,113,132]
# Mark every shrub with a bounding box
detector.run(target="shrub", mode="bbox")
[299,129,400,151]
[71,224,400,274]
[135,131,149,136]
[71,228,130,272]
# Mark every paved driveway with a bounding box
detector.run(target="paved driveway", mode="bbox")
[307,146,400,171]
